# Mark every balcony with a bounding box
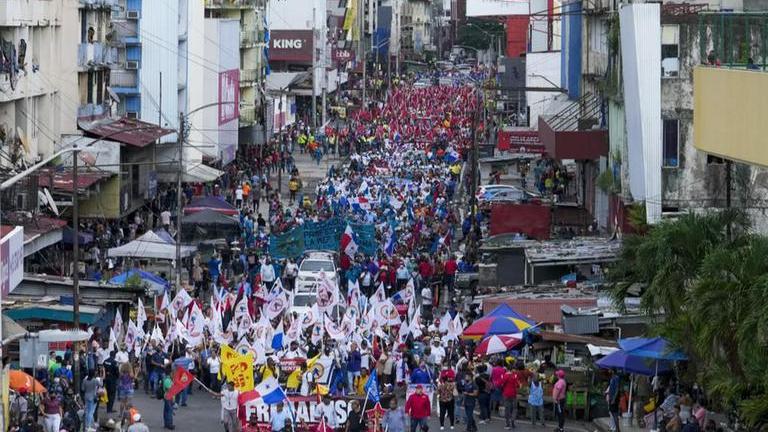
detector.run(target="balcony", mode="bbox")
[693,66,768,167]
[0,71,49,103]
[109,70,139,94]
[538,93,608,160]
[78,43,118,69]
[114,19,139,42]
[240,68,257,86]
[240,106,256,124]
[204,0,259,9]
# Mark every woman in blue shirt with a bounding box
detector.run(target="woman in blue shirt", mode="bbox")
[528,376,545,426]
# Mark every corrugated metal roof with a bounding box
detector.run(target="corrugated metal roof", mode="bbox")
[37,168,113,193]
[484,297,598,324]
[79,116,174,147]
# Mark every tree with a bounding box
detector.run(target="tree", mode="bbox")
[610,210,768,429]
[456,19,504,52]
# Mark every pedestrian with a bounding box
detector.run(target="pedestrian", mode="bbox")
[461,372,478,432]
[437,374,456,430]
[500,363,520,429]
[207,350,222,392]
[553,370,567,432]
[40,391,62,432]
[118,362,135,418]
[475,365,491,424]
[345,400,367,432]
[271,401,292,432]
[315,394,339,429]
[405,384,432,432]
[528,376,545,426]
[162,367,175,430]
[606,370,621,432]
[104,350,120,413]
[217,381,241,432]
[384,398,407,432]
[83,369,101,431]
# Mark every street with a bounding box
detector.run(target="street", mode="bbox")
[128,391,595,432]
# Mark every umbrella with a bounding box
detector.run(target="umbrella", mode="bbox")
[109,269,169,294]
[8,370,46,393]
[474,333,523,356]
[462,305,535,340]
[595,350,673,376]
[618,337,688,361]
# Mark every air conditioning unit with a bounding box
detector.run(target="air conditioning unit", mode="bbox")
[126,10,140,19]
[126,111,139,119]
[126,60,139,70]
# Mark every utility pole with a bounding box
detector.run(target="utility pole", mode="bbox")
[312,7,318,130]
[176,112,184,289]
[72,146,81,394]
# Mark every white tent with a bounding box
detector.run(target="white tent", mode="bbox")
[108,231,196,260]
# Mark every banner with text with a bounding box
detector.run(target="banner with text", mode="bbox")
[271,218,376,258]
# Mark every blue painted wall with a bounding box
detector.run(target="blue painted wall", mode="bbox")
[561,0,582,99]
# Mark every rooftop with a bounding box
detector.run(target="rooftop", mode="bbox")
[78,116,174,148]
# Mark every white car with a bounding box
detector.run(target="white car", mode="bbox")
[295,251,338,292]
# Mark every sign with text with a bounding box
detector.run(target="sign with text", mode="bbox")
[332,48,355,63]
[271,218,376,259]
[0,226,24,296]
[497,130,546,154]
[242,395,363,429]
[270,30,314,62]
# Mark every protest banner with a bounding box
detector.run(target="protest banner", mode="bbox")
[242,395,363,429]
[269,226,306,259]
[222,350,255,392]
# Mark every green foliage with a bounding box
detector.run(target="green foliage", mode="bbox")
[610,210,768,428]
[626,203,647,233]
[596,169,620,194]
[125,273,144,288]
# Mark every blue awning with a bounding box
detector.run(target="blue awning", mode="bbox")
[5,307,100,325]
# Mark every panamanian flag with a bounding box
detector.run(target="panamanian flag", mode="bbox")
[340,224,359,257]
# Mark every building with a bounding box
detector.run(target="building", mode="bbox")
[205,0,268,149]
[400,0,433,57]
[77,0,118,122]
[0,0,80,168]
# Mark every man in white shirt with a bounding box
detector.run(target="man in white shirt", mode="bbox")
[207,353,221,391]
[235,185,244,208]
[260,258,276,290]
[218,382,240,432]
[114,345,129,366]
[283,341,305,360]
[160,210,171,228]
[314,395,339,428]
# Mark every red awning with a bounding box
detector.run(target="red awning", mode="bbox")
[38,168,113,193]
[79,117,174,148]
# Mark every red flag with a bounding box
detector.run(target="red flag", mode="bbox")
[165,367,194,400]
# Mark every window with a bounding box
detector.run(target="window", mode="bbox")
[663,119,679,167]
[707,155,725,165]
[661,24,680,77]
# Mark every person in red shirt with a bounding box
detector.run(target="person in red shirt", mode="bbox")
[500,364,520,429]
[405,385,432,432]
[444,255,458,294]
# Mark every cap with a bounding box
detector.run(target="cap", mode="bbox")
[416,384,424,390]
[556,369,566,378]
[133,413,141,422]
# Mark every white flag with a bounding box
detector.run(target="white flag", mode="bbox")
[316,271,339,312]
[398,318,409,344]
[108,327,117,352]
[409,306,422,338]
[301,304,320,329]
[284,317,302,345]
[113,309,124,339]
[136,298,147,331]
[311,322,324,345]
[438,310,452,334]
[124,320,138,353]
[171,289,193,317]
[186,303,206,347]
[370,283,387,305]
[265,291,288,320]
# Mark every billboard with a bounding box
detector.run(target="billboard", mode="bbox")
[467,0,529,17]
[498,130,546,153]
[269,30,313,62]
[0,226,24,296]
[218,69,240,125]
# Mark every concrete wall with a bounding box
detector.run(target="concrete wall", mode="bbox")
[526,51,561,126]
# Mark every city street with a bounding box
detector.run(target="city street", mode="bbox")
[128,391,595,432]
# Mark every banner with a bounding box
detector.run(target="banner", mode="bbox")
[271,218,376,258]
[497,130,545,154]
[242,395,362,429]
[269,226,306,259]
[221,346,255,392]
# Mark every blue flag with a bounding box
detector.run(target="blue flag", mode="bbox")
[364,371,381,403]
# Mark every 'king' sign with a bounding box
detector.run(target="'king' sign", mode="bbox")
[269,30,313,62]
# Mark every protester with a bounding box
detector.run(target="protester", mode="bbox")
[127,414,150,432]
[217,381,240,432]
[405,385,432,432]
[553,370,568,432]
[271,402,291,432]
[528,376,545,426]
[500,363,520,429]
[437,374,456,430]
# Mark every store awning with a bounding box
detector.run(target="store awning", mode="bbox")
[267,71,311,93]
[183,163,224,183]
[79,116,175,148]
[5,304,102,325]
